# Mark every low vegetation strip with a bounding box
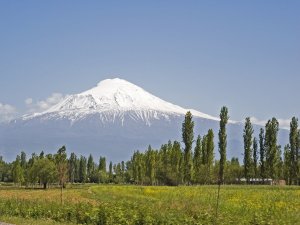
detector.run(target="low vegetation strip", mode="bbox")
[0,185,299,225]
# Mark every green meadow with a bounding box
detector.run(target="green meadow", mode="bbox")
[0,184,299,225]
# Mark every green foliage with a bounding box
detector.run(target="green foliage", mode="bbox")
[108,161,113,182]
[29,158,58,188]
[0,185,299,225]
[206,129,214,183]
[253,137,258,178]
[87,154,95,181]
[1,109,299,189]
[289,117,299,185]
[98,157,106,172]
[12,155,25,185]
[218,106,229,184]
[259,128,266,180]
[182,111,194,184]
[55,146,68,188]
[243,117,254,183]
[68,153,77,184]
[193,135,202,183]
[265,118,280,179]
[79,156,87,183]
[145,145,156,185]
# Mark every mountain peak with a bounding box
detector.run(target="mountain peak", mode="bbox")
[97,78,134,87]
[80,78,144,99]
[24,77,219,122]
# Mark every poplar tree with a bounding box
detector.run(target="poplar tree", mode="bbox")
[87,154,95,181]
[201,135,207,165]
[145,145,156,185]
[216,106,229,224]
[193,135,202,183]
[218,106,229,184]
[99,157,106,172]
[289,117,299,184]
[171,141,183,185]
[206,129,214,184]
[243,117,253,184]
[283,144,291,184]
[265,118,279,179]
[297,130,300,185]
[182,111,194,184]
[79,156,87,183]
[109,161,113,182]
[259,128,266,181]
[253,137,258,178]
[68,153,77,183]
[20,151,27,169]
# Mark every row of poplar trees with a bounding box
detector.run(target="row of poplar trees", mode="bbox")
[1,106,299,186]
[2,107,230,186]
[129,107,230,185]
[242,117,300,185]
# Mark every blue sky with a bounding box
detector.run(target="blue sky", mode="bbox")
[0,1,299,127]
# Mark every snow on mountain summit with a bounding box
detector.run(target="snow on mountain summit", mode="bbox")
[23,78,219,123]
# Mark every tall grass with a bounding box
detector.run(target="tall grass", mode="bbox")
[0,185,299,224]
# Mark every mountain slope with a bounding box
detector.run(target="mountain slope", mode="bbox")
[0,78,288,162]
[23,78,219,125]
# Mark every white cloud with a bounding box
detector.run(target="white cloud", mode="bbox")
[0,103,17,122]
[25,98,33,105]
[277,119,291,130]
[25,93,65,113]
[250,117,291,130]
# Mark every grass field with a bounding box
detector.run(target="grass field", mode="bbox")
[0,184,299,225]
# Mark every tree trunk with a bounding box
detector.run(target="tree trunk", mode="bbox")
[60,184,63,205]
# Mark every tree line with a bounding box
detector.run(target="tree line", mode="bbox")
[0,107,299,187]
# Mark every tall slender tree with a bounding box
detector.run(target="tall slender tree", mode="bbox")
[253,137,258,178]
[99,157,106,172]
[297,130,300,185]
[289,117,299,184]
[55,146,68,204]
[109,161,113,182]
[216,106,229,224]
[20,151,27,169]
[243,117,254,184]
[201,135,207,165]
[87,154,95,181]
[283,144,291,184]
[259,128,266,181]
[206,129,214,184]
[182,111,194,184]
[145,145,156,185]
[79,156,87,183]
[193,135,202,183]
[265,118,279,179]
[171,141,183,185]
[218,106,229,184]
[68,153,77,183]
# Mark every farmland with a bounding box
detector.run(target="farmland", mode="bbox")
[0,184,299,225]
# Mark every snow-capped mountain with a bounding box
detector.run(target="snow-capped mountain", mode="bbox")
[23,78,219,125]
[0,78,288,162]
